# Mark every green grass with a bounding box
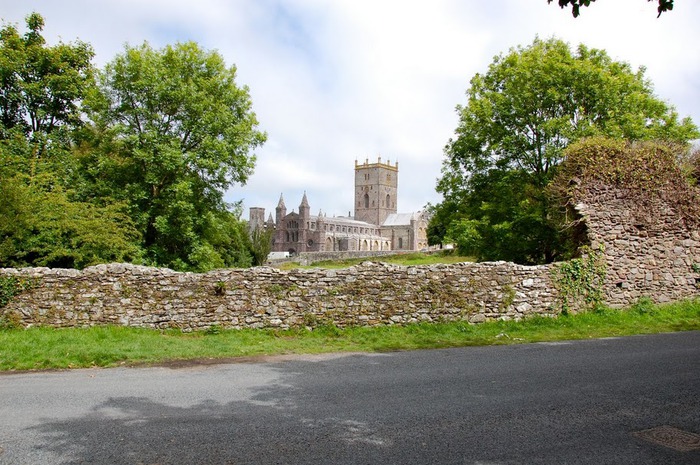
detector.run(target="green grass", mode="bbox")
[1,298,698,372]
[276,251,474,270]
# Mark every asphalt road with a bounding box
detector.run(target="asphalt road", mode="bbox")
[1,331,699,465]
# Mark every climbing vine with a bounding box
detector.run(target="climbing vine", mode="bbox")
[0,276,36,308]
[0,275,36,329]
[553,138,700,230]
[552,246,607,314]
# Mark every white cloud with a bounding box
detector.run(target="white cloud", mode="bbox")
[2,0,699,219]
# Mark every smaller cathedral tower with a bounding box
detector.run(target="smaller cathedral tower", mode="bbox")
[299,192,310,221]
[275,194,287,225]
[248,207,266,232]
[354,156,398,225]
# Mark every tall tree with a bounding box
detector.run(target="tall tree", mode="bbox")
[433,37,698,264]
[85,41,266,270]
[0,13,94,149]
[249,226,273,266]
[0,13,140,269]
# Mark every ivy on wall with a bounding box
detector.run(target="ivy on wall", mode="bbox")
[0,276,36,329]
[0,276,36,308]
[552,245,607,314]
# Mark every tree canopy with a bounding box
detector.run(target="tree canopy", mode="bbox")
[548,0,674,17]
[432,37,698,264]
[1,13,267,271]
[83,41,266,270]
[0,13,141,268]
[0,12,94,140]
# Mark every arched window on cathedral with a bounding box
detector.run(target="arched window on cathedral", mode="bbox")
[386,194,390,208]
[398,237,403,249]
[364,193,369,208]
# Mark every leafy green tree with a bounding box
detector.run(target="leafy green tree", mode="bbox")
[84,41,266,270]
[187,207,254,271]
[0,13,140,269]
[548,0,674,18]
[0,176,141,268]
[249,226,273,266]
[434,37,698,264]
[0,13,94,158]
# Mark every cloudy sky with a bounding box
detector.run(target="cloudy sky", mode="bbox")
[2,0,699,220]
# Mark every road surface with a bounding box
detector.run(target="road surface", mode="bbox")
[1,331,699,464]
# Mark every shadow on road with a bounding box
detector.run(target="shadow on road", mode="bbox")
[24,339,700,465]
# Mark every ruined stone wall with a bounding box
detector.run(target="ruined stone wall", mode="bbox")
[0,261,556,330]
[2,180,699,330]
[574,187,700,307]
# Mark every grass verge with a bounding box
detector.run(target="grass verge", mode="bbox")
[1,298,698,372]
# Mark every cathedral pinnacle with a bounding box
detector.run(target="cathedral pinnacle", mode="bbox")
[300,191,310,208]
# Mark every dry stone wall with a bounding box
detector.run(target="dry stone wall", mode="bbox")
[574,187,700,306]
[289,250,400,266]
[0,261,556,330]
[2,182,699,330]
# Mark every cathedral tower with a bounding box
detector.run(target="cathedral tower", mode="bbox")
[354,156,398,225]
[275,194,286,225]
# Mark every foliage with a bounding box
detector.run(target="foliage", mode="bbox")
[552,137,700,229]
[0,176,142,268]
[0,12,94,183]
[552,246,607,314]
[0,275,35,308]
[425,201,456,247]
[0,14,142,269]
[205,324,223,335]
[631,297,656,315]
[0,14,264,271]
[438,168,565,263]
[556,138,691,192]
[548,0,674,18]
[689,147,700,184]
[249,226,273,266]
[83,41,266,271]
[0,311,22,330]
[434,37,698,264]
[445,218,482,257]
[188,208,254,271]
[0,12,94,141]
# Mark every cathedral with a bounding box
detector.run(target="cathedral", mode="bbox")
[249,157,429,255]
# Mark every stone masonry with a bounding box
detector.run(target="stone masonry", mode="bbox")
[0,261,555,331]
[2,179,699,330]
[574,186,700,306]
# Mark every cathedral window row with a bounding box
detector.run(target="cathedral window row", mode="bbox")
[320,223,380,236]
